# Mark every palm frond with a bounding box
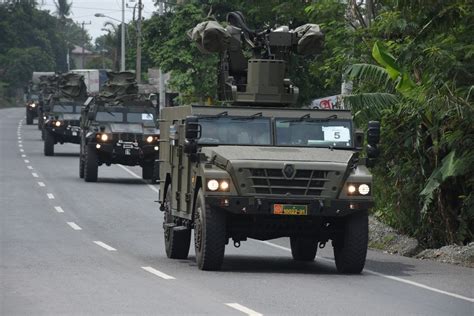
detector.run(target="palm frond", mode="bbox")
[345,63,392,89]
[344,92,398,118]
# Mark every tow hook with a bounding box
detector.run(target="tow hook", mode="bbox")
[319,242,326,249]
[233,240,241,248]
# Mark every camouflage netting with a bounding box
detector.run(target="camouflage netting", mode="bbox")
[98,71,138,103]
[187,20,230,54]
[294,24,324,55]
[40,74,60,96]
[58,73,88,100]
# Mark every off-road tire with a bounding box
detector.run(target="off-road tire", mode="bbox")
[142,161,154,180]
[333,211,368,274]
[164,186,191,259]
[26,110,33,125]
[194,189,226,270]
[84,143,98,182]
[151,160,160,183]
[44,130,54,156]
[290,237,318,261]
[79,143,85,179]
[37,114,43,130]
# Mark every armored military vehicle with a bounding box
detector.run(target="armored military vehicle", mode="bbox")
[25,72,55,125]
[159,12,380,273]
[42,73,88,156]
[79,71,160,182]
[37,73,60,131]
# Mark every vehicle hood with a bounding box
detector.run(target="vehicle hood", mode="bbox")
[109,123,143,133]
[62,114,82,120]
[202,146,355,164]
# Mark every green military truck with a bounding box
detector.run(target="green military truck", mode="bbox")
[159,12,380,273]
[25,72,55,125]
[43,73,87,156]
[79,71,160,182]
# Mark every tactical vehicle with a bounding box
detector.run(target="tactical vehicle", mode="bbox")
[79,71,160,182]
[159,12,380,273]
[25,72,55,125]
[43,73,88,156]
[37,73,60,131]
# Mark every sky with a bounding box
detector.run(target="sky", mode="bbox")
[38,0,159,41]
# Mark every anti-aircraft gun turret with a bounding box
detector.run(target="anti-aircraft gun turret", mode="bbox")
[79,71,160,182]
[42,73,88,156]
[188,12,324,106]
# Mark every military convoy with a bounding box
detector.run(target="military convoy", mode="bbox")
[159,12,380,273]
[42,73,88,156]
[79,71,160,182]
[24,72,55,125]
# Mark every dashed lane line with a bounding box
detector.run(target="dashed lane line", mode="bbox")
[67,222,82,231]
[27,166,33,170]
[19,149,24,152]
[47,193,55,199]
[257,240,474,303]
[32,173,39,178]
[38,182,45,187]
[18,144,23,147]
[21,154,26,158]
[225,303,263,316]
[24,159,29,163]
[117,164,159,194]
[54,206,64,213]
[141,266,176,280]
[93,241,117,251]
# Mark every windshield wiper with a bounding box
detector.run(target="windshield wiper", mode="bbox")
[231,112,263,120]
[200,111,229,119]
[281,114,338,123]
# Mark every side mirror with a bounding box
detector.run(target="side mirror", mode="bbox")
[366,121,381,160]
[354,129,364,149]
[185,116,201,140]
[87,112,95,120]
[367,121,380,147]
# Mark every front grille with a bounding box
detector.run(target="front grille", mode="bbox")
[114,133,140,142]
[66,120,80,127]
[247,168,329,196]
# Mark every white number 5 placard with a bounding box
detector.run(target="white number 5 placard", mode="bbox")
[322,126,351,142]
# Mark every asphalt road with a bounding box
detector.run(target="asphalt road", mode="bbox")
[1,107,473,315]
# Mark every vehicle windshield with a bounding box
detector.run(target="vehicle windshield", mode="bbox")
[127,112,155,127]
[95,111,124,122]
[29,94,39,100]
[198,116,271,145]
[52,104,80,113]
[275,118,353,148]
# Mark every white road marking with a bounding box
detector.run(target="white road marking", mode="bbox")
[67,222,82,231]
[258,241,474,303]
[24,159,29,163]
[19,149,24,152]
[117,164,160,194]
[18,137,21,140]
[21,154,26,158]
[38,182,46,187]
[47,193,55,199]
[18,144,23,147]
[141,266,175,280]
[27,166,33,170]
[32,173,39,178]
[54,206,64,213]
[93,241,117,251]
[225,303,263,316]
[18,140,22,143]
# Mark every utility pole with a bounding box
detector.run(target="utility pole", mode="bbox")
[158,1,166,110]
[121,0,126,71]
[136,0,143,83]
[81,21,91,68]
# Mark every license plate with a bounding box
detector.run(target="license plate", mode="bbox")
[273,204,308,215]
[125,149,131,155]
[72,131,77,136]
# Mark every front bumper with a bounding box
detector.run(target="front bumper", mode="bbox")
[46,125,81,143]
[206,195,373,217]
[94,141,159,164]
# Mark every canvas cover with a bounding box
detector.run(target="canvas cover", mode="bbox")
[99,71,138,103]
[188,20,230,54]
[58,73,88,100]
[294,24,324,55]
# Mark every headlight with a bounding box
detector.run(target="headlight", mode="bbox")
[347,183,371,196]
[207,179,219,191]
[146,135,154,143]
[54,121,61,127]
[358,184,370,195]
[100,134,108,141]
[30,103,36,108]
[207,179,230,192]
[220,180,229,191]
